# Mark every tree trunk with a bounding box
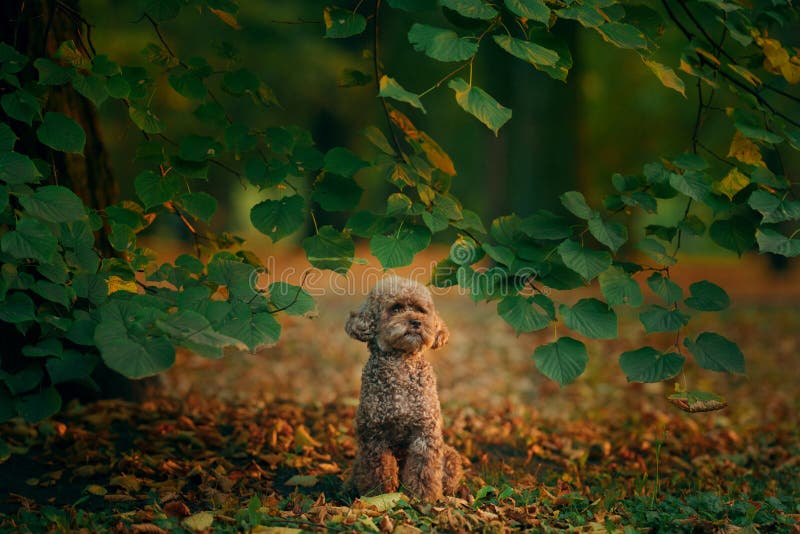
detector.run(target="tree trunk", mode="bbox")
[1,1,158,401]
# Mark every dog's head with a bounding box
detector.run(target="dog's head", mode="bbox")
[345,276,449,355]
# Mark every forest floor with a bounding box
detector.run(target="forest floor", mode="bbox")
[1,252,799,533]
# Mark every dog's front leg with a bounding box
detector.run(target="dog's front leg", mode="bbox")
[401,434,444,503]
[348,441,399,496]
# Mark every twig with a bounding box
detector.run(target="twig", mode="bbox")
[373,0,404,158]
[267,271,311,314]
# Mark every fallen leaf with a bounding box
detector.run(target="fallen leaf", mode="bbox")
[182,511,214,531]
[284,474,317,487]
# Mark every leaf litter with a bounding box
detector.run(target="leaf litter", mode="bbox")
[1,278,799,532]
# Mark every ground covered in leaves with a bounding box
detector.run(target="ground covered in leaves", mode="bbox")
[1,255,799,532]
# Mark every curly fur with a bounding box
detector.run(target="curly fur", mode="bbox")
[344,277,462,503]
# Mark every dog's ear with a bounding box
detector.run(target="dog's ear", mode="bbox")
[345,308,374,342]
[431,314,449,350]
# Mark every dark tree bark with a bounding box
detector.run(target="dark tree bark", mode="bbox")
[2,0,118,241]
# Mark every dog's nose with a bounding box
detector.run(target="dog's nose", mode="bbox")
[410,319,421,328]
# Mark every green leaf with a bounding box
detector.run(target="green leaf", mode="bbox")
[19,185,85,223]
[647,272,682,305]
[527,29,572,81]
[642,59,686,97]
[639,305,689,333]
[94,301,175,378]
[324,6,367,38]
[619,347,685,383]
[560,190,595,219]
[448,77,511,136]
[269,282,317,316]
[156,310,240,358]
[637,238,676,265]
[134,170,182,210]
[128,105,162,134]
[73,273,108,305]
[72,73,109,107]
[755,227,800,257]
[408,24,479,62]
[34,58,72,85]
[0,151,41,184]
[177,192,217,222]
[669,171,710,202]
[557,239,611,281]
[0,123,16,152]
[492,35,559,68]
[440,0,498,19]
[33,280,72,308]
[559,298,617,339]
[497,295,551,333]
[323,147,368,177]
[302,225,355,274]
[312,174,363,212]
[364,126,395,155]
[169,70,207,100]
[748,190,800,223]
[250,195,306,243]
[3,366,42,395]
[217,304,281,351]
[338,68,371,87]
[533,337,588,386]
[15,387,61,423]
[378,75,426,113]
[1,218,58,263]
[179,135,222,161]
[387,0,432,10]
[23,338,63,358]
[685,280,730,311]
[709,216,756,256]
[519,210,571,240]
[595,22,648,50]
[684,332,745,374]
[207,255,257,301]
[482,243,515,266]
[0,291,36,323]
[504,0,550,24]
[370,225,431,268]
[557,5,605,27]
[36,112,85,154]
[1,90,40,125]
[47,350,98,385]
[588,215,627,252]
[346,211,393,238]
[599,266,643,306]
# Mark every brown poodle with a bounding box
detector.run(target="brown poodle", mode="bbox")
[344,276,462,503]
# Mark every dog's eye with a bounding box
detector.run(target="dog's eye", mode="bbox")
[390,304,404,314]
[413,305,426,314]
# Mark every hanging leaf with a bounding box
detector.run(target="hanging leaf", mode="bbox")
[497,295,551,333]
[36,112,86,154]
[642,59,686,97]
[378,76,426,113]
[19,186,85,223]
[619,347,685,383]
[440,0,498,20]
[559,298,617,339]
[685,280,730,311]
[370,225,431,268]
[504,0,550,25]
[448,78,511,135]
[408,24,479,62]
[492,35,559,68]
[557,239,611,281]
[250,195,306,243]
[684,332,745,374]
[324,6,367,38]
[599,266,643,306]
[302,226,355,274]
[533,337,588,386]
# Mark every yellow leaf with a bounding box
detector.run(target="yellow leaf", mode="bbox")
[419,133,456,176]
[727,131,765,167]
[714,168,751,200]
[110,474,142,492]
[85,484,108,496]
[389,109,420,141]
[107,275,138,295]
[182,511,214,532]
[251,527,302,534]
[208,8,241,30]
[361,492,406,512]
[293,425,321,448]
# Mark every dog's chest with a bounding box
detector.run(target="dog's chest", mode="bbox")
[361,358,434,428]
